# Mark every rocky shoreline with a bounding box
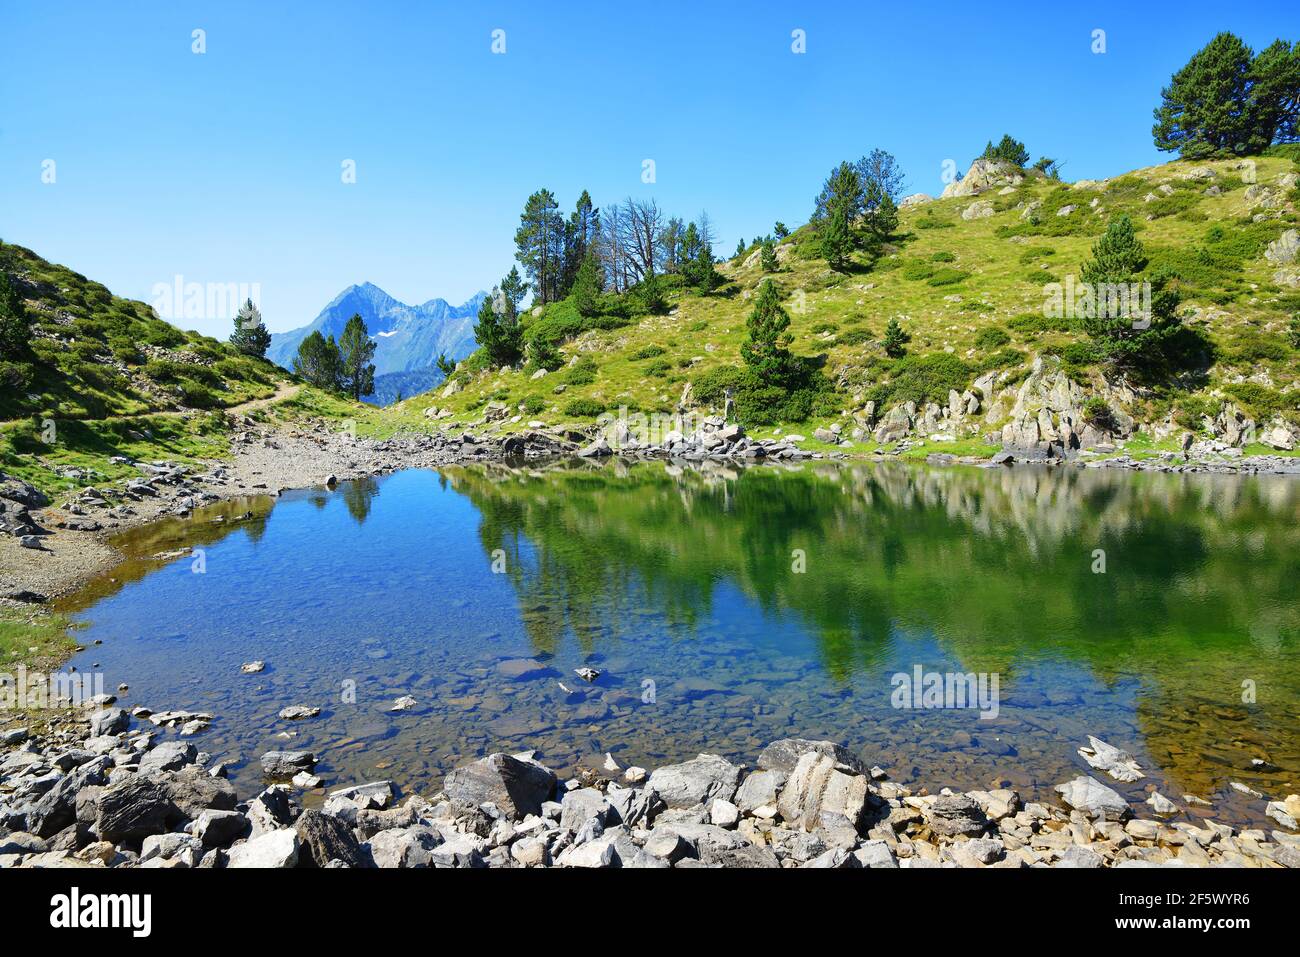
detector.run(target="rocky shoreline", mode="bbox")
[1,702,1297,869]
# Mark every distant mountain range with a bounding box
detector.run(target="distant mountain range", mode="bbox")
[267,283,487,405]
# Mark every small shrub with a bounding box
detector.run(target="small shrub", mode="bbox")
[876,353,972,407]
[564,356,598,386]
[926,268,969,286]
[1082,396,1115,430]
[900,260,935,281]
[562,397,605,417]
[973,327,1011,351]
[929,251,956,262]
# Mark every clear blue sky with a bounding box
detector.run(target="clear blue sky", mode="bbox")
[2,1,1296,336]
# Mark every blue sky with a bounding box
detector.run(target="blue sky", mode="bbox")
[2,1,1296,335]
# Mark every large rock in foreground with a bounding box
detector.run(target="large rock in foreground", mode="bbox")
[758,738,865,776]
[443,753,556,820]
[646,754,742,808]
[226,828,299,868]
[776,752,870,831]
[1055,776,1130,820]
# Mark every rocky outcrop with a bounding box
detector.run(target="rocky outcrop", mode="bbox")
[1265,229,1299,266]
[940,159,1023,199]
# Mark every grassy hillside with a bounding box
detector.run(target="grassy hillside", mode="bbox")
[3,152,1299,500]
[0,242,290,494]
[389,153,1300,454]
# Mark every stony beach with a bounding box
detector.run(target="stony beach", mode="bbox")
[1,698,1298,869]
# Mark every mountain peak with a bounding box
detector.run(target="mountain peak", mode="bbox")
[268,283,489,383]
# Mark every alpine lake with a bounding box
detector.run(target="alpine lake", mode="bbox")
[56,459,1300,828]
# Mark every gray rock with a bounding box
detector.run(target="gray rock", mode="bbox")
[559,787,612,832]
[556,835,618,867]
[442,752,556,820]
[247,786,297,836]
[226,828,299,868]
[87,708,129,736]
[603,786,662,828]
[1055,844,1105,868]
[95,776,180,844]
[757,738,865,776]
[428,832,488,868]
[1055,775,1130,820]
[925,794,989,837]
[1078,736,1144,783]
[646,753,743,808]
[365,825,440,868]
[735,769,784,813]
[137,741,197,775]
[140,832,201,864]
[194,809,248,848]
[777,752,871,831]
[260,751,316,779]
[853,839,899,868]
[156,765,237,819]
[643,830,692,863]
[802,846,861,868]
[328,781,396,809]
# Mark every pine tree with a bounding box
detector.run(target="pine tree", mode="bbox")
[1250,40,1300,145]
[572,250,602,318]
[435,353,457,377]
[0,269,30,360]
[820,206,853,271]
[561,190,600,294]
[1152,33,1300,157]
[814,161,864,224]
[474,286,522,367]
[741,279,795,385]
[338,313,376,400]
[515,189,563,304]
[229,298,271,358]
[499,266,529,320]
[773,222,789,239]
[979,135,1030,167]
[760,238,778,272]
[1079,215,1182,365]
[865,187,898,243]
[292,331,343,390]
[734,238,746,260]
[882,318,910,358]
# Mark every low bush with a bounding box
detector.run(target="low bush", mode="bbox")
[973,327,1011,351]
[562,397,606,417]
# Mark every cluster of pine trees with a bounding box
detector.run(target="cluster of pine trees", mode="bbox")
[811,149,904,271]
[462,189,726,374]
[512,189,724,312]
[1153,32,1300,158]
[292,313,376,400]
